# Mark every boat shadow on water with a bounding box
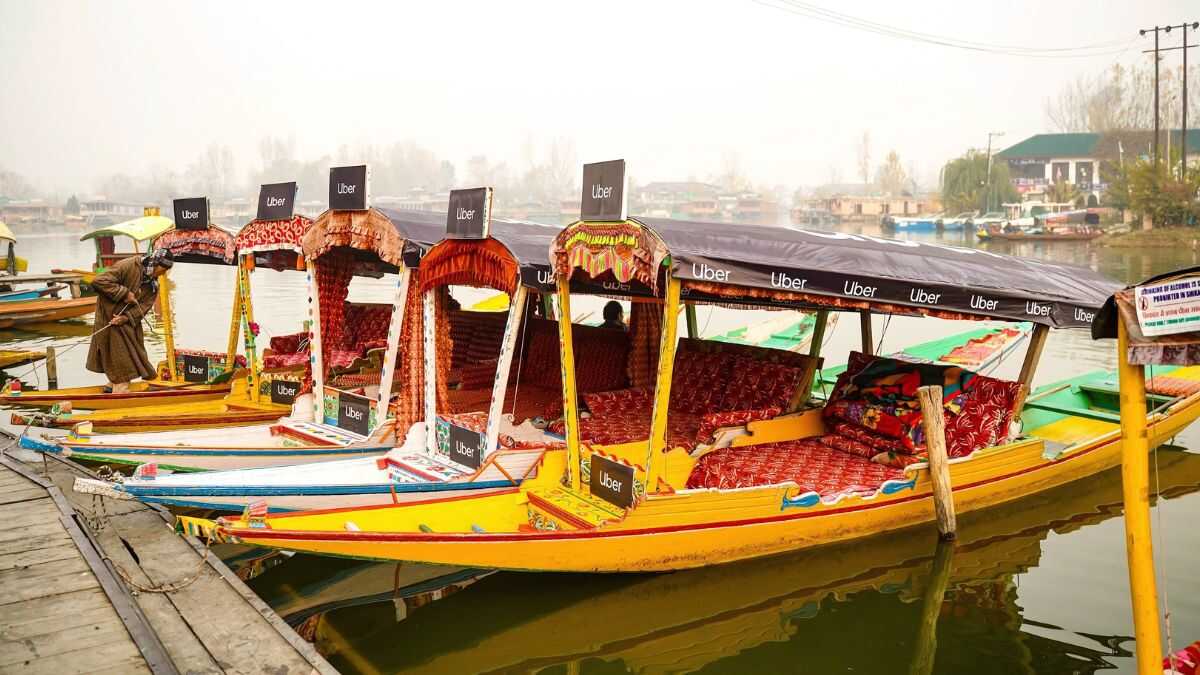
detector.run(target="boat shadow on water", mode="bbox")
[246,447,1200,675]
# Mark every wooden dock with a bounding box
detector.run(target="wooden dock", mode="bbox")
[0,439,336,674]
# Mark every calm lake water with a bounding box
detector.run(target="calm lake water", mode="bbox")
[10,223,1200,674]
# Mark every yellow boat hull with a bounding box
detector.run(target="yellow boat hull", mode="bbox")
[220,392,1200,572]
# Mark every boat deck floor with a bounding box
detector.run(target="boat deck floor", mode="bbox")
[0,438,335,674]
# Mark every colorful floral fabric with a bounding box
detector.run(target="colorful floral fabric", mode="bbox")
[583,387,652,417]
[685,439,905,496]
[235,216,310,254]
[155,227,237,264]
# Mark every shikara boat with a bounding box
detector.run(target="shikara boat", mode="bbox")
[0,223,96,328]
[297,448,1200,674]
[203,160,1200,573]
[73,189,575,504]
[0,349,45,370]
[1,211,241,412]
[52,211,175,284]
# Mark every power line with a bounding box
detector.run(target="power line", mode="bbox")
[753,0,1139,59]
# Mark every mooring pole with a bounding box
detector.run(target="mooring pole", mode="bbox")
[1116,319,1163,675]
[44,346,57,389]
[917,384,956,539]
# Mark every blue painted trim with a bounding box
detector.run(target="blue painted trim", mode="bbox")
[880,477,917,495]
[121,478,516,498]
[19,436,62,453]
[780,491,820,510]
[137,495,303,513]
[58,445,390,457]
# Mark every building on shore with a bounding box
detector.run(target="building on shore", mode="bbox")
[995,129,1200,205]
[799,184,942,222]
[1,199,64,225]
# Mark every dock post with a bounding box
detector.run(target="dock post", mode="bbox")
[45,346,58,388]
[917,385,956,539]
[859,311,874,355]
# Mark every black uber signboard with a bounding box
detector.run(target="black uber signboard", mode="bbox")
[447,424,485,469]
[181,354,209,383]
[589,454,635,509]
[328,165,369,211]
[270,378,299,405]
[580,159,627,222]
[337,390,371,436]
[256,182,297,221]
[445,187,492,239]
[173,197,209,231]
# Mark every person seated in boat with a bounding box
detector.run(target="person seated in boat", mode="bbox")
[86,249,174,393]
[600,301,626,331]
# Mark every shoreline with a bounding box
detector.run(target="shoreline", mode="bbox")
[1099,227,1200,249]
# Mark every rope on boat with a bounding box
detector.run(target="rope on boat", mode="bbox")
[1147,364,1176,667]
[3,301,142,383]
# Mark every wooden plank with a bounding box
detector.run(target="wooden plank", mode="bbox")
[0,520,68,545]
[8,640,147,675]
[1018,323,1050,388]
[89,522,222,674]
[0,620,138,666]
[107,511,318,673]
[917,384,956,539]
[0,531,72,557]
[0,486,52,505]
[0,541,80,571]
[0,588,117,640]
[0,498,65,527]
[0,557,95,605]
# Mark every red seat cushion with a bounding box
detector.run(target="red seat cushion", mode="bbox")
[669,352,731,415]
[716,357,803,412]
[685,439,905,497]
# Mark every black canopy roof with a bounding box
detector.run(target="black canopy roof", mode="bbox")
[635,217,1120,329]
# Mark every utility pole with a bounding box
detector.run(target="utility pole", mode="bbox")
[1141,22,1198,170]
[985,131,1004,213]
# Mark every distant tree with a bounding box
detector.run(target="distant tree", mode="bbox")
[1119,149,1200,226]
[714,150,750,192]
[64,194,80,215]
[1045,180,1081,206]
[856,132,871,188]
[940,149,1018,214]
[875,150,908,195]
[1045,62,1198,133]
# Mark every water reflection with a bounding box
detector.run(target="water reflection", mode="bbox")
[240,449,1200,675]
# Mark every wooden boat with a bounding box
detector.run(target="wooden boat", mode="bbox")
[200,160,1200,573]
[0,296,95,328]
[0,285,69,302]
[71,189,572,503]
[983,229,1103,242]
[0,349,45,370]
[711,310,838,352]
[295,448,1200,674]
[0,212,240,410]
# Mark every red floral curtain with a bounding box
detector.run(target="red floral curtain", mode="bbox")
[627,301,662,389]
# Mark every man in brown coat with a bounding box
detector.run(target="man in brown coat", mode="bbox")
[86,249,173,392]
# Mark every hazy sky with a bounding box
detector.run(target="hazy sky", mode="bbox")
[0,0,1189,196]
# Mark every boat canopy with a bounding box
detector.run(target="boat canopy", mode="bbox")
[154,225,238,265]
[0,222,15,243]
[302,207,444,273]
[552,217,1120,329]
[417,218,559,295]
[80,215,174,243]
[235,214,313,255]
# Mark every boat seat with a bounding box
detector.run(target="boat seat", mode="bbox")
[1022,400,1122,423]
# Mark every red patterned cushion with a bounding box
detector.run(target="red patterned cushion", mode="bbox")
[670,352,731,415]
[685,439,904,496]
[945,374,1021,458]
[270,332,307,355]
[264,351,310,369]
[583,388,652,418]
[817,433,878,459]
[826,421,909,453]
[717,358,802,412]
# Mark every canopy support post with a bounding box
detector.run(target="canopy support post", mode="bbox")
[1117,320,1163,675]
[224,259,244,371]
[158,270,177,381]
[646,275,682,492]
[1018,324,1049,389]
[485,286,528,456]
[375,268,411,428]
[237,263,260,404]
[859,311,874,355]
[306,260,325,424]
[808,310,829,359]
[556,277,582,491]
[422,289,438,456]
[684,303,698,338]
